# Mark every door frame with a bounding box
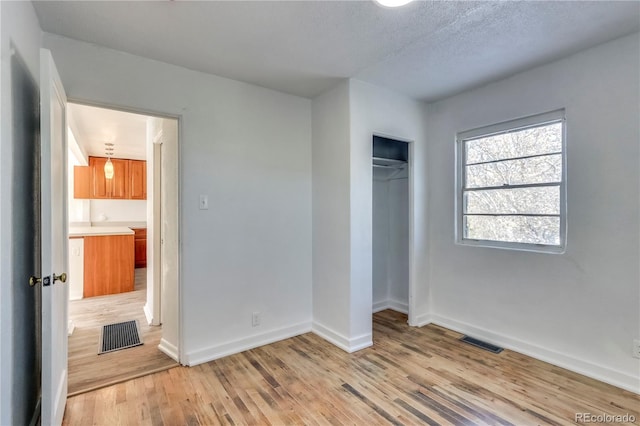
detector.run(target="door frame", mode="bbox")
[371,132,416,325]
[65,99,183,364]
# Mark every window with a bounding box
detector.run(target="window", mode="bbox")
[456,110,566,253]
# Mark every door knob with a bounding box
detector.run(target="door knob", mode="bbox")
[53,273,67,283]
[29,276,41,287]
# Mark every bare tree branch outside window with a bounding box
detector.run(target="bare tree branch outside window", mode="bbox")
[457,112,566,251]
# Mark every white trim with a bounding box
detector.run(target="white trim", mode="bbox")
[372,300,389,313]
[372,299,408,315]
[184,321,312,366]
[458,110,566,141]
[412,312,432,327]
[143,303,153,325]
[430,313,640,394]
[311,321,350,351]
[387,299,409,315]
[158,338,179,362]
[349,333,373,352]
[371,133,417,330]
[311,321,372,353]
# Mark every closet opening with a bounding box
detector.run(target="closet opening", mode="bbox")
[372,135,410,321]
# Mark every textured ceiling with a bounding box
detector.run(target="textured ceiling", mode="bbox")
[33,1,640,102]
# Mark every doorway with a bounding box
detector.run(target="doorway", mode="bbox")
[65,103,180,394]
[372,136,410,317]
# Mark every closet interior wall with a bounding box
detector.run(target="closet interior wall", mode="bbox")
[372,137,409,315]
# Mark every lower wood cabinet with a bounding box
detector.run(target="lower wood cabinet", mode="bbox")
[132,228,147,268]
[83,234,134,297]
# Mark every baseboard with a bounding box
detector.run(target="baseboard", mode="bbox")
[387,299,409,314]
[430,313,640,394]
[372,299,409,315]
[158,338,179,362]
[411,312,432,327]
[372,300,389,313]
[184,321,312,366]
[143,303,153,325]
[311,321,372,353]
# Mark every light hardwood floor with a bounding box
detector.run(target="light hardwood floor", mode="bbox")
[63,309,639,425]
[67,268,177,396]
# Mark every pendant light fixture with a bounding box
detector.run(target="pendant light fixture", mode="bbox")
[104,142,115,179]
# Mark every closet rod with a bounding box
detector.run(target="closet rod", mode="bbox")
[372,163,407,169]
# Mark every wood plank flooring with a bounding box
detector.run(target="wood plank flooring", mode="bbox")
[67,268,177,396]
[63,310,640,425]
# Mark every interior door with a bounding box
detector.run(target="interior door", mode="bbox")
[40,48,68,426]
[10,47,42,426]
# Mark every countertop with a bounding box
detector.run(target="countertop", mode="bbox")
[69,226,135,237]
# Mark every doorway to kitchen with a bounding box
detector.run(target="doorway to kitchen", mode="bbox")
[66,102,180,395]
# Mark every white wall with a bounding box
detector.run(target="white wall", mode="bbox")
[349,79,429,330]
[68,238,84,300]
[425,33,640,392]
[67,129,90,225]
[373,172,410,314]
[0,1,41,423]
[372,176,389,307]
[311,81,353,349]
[90,199,147,223]
[388,177,409,308]
[43,33,313,365]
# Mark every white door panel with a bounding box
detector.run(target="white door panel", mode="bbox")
[40,48,68,426]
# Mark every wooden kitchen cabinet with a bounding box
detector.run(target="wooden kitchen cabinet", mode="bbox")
[129,160,147,200]
[73,165,91,199]
[73,156,147,200]
[132,228,147,268]
[83,234,134,297]
[90,156,129,199]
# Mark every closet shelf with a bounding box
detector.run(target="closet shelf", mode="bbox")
[372,156,407,169]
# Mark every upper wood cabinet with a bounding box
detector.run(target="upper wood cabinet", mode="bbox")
[129,160,147,200]
[74,156,146,200]
[90,156,130,199]
[73,165,91,199]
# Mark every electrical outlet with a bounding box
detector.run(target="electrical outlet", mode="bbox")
[252,312,261,327]
[633,339,640,359]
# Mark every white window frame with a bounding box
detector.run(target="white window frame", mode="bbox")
[455,109,567,254]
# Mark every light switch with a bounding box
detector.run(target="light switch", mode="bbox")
[199,195,209,210]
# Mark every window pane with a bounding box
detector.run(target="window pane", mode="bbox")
[464,215,560,245]
[465,186,560,215]
[465,122,562,164]
[466,154,562,188]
